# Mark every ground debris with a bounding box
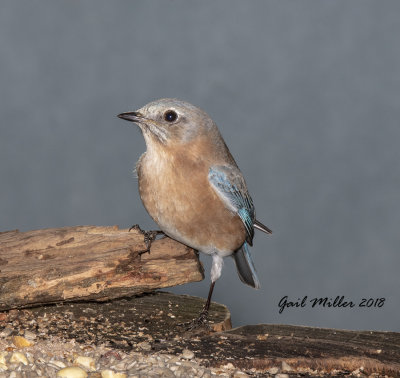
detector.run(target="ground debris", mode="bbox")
[0,292,398,377]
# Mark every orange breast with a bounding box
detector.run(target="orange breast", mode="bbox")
[137,138,246,254]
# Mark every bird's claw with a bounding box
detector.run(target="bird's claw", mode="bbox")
[129,224,164,255]
[179,310,211,332]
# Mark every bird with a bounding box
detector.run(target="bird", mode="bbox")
[118,98,271,327]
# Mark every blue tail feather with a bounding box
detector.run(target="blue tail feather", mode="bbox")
[233,242,260,289]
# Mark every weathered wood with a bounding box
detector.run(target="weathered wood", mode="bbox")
[211,324,400,375]
[0,226,204,310]
[1,292,232,342]
[2,292,398,376]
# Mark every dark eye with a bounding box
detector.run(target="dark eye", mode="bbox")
[164,110,178,122]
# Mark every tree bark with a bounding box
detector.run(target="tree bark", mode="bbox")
[0,225,204,311]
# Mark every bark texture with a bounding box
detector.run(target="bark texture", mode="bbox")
[0,226,204,310]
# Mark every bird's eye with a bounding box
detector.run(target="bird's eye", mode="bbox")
[164,110,178,123]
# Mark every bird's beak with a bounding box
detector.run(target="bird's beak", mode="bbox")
[117,111,144,123]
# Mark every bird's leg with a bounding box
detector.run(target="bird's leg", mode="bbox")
[129,224,164,255]
[201,280,216,318]
[185,281,216,331]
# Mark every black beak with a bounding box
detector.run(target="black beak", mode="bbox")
[117,111,144,122]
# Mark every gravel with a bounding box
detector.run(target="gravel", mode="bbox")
[0,334,251,377]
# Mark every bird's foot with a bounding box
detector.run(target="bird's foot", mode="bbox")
[129,224,164,255]
[179,310,211,332]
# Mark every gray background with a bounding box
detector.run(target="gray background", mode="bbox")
[1,1,399,332]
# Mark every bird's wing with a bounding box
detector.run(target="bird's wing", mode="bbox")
[208,165,255,245]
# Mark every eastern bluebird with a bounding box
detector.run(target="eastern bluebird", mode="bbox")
[118,98,271,326]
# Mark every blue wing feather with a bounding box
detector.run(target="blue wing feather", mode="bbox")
[209,166,255,244]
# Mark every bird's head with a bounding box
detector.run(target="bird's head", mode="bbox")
[118,98,217,146]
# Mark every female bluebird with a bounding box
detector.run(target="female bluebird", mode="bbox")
[118,99,271,326]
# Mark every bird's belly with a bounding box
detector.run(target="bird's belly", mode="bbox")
[138,157,245,255]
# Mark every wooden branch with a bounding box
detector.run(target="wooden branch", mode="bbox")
[0,226,204,311]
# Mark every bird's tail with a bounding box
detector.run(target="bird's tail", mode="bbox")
[233,242,260,289]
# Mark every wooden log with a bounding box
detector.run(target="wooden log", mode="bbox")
[1,292,232,342]
[210,324,400,375]
[0,226,204,311]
